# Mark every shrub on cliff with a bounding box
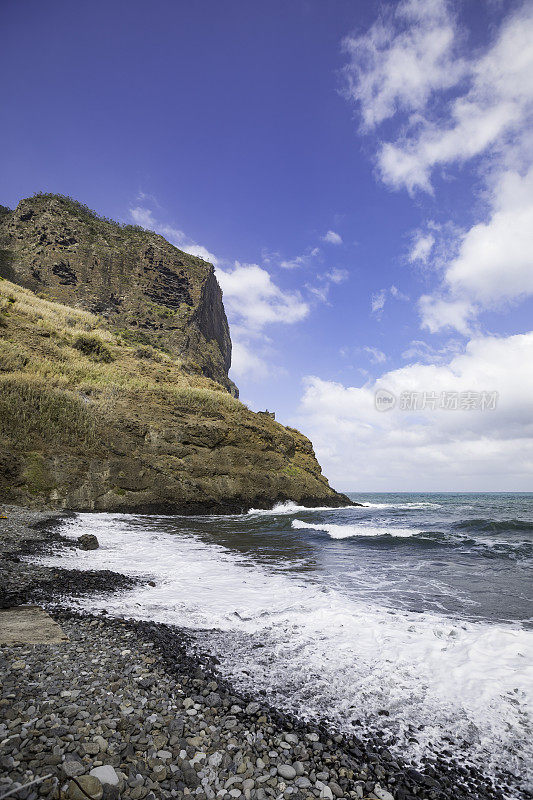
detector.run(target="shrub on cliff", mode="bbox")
[73,334,114,363]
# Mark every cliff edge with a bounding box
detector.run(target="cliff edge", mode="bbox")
[0,195,353,513]
[0,194,235,394]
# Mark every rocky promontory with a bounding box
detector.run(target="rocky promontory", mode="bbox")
[0,194,353,513]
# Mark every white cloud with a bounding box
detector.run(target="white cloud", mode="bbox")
[401,338,462,363]
[409,231,435,264]
[216,262,309,332]
[343,2,533,193]
[371,285,410,316]
[363,346,387,364]
[419,165,533,331]
[445,167,533,304]
[230,339,271,381]
[294,332,533,491]
[419,295,474,335]
[344,2,533,330]
[377,5,533,192]
[280,244,322,270]
[322,230,343,245]
[342,0,462,130]
[280,254,308,270]
[324,268,349,284]
[129,206,218,265]
[306,283,331,304]
[390,284,410,301]
[371,289,386,316]
[305,268,350,306]
[216,262,310,381]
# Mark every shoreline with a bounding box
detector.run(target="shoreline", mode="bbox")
[0,494,361,518]
[0,506,521,800]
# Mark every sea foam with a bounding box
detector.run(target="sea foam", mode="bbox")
[35,513,533,795]
[291,519,418,538]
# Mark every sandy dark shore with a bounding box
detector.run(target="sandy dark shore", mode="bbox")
[0,506,516,800]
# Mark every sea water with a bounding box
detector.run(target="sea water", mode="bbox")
[36,493,533,797]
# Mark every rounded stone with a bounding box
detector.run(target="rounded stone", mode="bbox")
[277,765,297,780]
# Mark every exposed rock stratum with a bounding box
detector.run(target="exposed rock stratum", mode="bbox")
[0,194,353,513]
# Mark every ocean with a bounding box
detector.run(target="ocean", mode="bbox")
[37,493,533,798]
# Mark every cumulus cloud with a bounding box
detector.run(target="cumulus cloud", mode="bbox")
[342,0,462,131]
[129,206,218,264]
[216,263,309,331]
[444,167,533,304]
[216,262,310,381]
[294,332,533,491]
[380,6,533,192]
[419,166,533,331]
[344,2,533,332]
[230,339,272,381]
[419,295,474,335]
[343,1,533,193]
[322,230,343,245]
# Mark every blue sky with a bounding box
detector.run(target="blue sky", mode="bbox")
[2,0,532,490]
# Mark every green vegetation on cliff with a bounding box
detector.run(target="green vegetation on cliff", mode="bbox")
[0,277,350,512]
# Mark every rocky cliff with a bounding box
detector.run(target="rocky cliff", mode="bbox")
[0,195,352,513]
[0,194,235,394]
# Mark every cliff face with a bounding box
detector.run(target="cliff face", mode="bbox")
[0,195,352,513]
[0,195,235,394]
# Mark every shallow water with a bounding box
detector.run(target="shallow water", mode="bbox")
[37,493,533,797]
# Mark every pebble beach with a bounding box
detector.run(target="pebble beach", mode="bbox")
[0,508,517,800]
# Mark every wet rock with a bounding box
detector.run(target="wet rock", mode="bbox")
[77,534,99,550]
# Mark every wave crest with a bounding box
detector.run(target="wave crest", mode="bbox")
[291,519,417,539]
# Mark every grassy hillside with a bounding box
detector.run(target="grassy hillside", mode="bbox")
[0,278,349,512]
[0,194,235,393]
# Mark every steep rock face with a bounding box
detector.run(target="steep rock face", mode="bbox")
[0,275,353,513]
[0,195,235,393]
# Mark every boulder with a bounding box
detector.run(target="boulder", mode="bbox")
[77,534,99,550]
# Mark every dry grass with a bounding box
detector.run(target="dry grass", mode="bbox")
[0,279,99,333]
[0,278,244,426]
[0,373,98,448]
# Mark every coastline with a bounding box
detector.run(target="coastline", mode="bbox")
[0,507,517,800]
